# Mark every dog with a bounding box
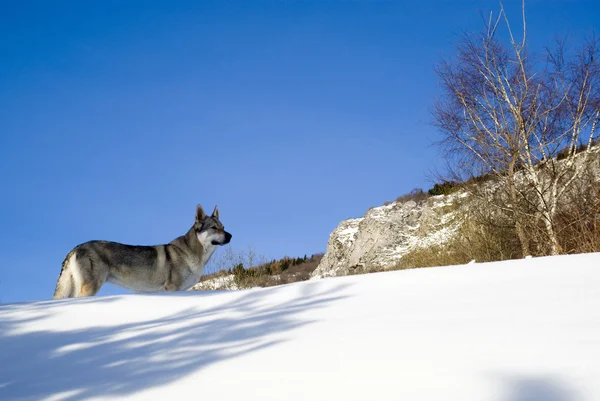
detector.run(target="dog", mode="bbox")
[53,204,232,298]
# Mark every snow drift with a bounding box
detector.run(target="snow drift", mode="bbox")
[1,252,599,401]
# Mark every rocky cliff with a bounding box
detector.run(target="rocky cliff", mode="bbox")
[310,194,464,279]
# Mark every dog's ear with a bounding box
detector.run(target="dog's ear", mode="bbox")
[211,205,219,219]
[196,204,207,223]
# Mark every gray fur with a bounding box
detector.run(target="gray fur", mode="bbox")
[53,204,232,298]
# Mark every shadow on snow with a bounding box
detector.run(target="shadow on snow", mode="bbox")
[0,282,349,401]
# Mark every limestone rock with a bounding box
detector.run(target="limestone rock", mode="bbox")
[311,195,461,279]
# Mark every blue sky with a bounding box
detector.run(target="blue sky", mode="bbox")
[1,0,598,303]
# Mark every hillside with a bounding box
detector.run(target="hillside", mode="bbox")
[1,252,599,401]
[313,144,600,279]
[191,253,323,290]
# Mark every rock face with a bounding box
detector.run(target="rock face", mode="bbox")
[311,195,462,279]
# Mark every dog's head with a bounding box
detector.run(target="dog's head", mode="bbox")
[194,204,232,247]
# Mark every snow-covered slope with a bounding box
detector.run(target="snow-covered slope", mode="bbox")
[1,253,599,401]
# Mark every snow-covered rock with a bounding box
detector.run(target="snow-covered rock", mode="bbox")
[190,274,238,291]
[312,194,463,279]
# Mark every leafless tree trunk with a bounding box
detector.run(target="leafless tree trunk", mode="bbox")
[507,158,530,256]
[432,0,600,256]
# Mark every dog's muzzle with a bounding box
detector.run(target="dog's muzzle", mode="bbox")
[224,231,232,244]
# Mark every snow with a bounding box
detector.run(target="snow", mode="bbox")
[368,203,396,219]
[335,218,362,245]
[336,224,360,239]
[191,274,238,291]
[1,252,600,401]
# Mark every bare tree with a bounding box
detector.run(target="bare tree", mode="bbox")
[433,0,600,256]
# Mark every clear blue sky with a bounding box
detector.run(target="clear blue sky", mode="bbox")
[1,1,598,303]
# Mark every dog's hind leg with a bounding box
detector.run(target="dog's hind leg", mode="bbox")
[64,253,106,297]
[75,258,107,297]
[78,281,100,297]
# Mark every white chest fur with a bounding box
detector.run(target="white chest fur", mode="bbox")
[200,244,217,268]
[179,233,219,290]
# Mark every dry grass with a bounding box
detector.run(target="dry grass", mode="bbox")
[554,181,600,254]
[196,251,324,290]
[396,218,519,270]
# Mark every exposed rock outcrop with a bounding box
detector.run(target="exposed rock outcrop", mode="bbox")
[311,194,463,279]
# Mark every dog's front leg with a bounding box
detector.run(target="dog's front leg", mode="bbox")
[164,269,182,291]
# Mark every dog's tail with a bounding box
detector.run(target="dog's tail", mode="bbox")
[53,250,76,299]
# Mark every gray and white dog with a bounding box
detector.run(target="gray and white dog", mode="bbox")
[53,204,232,298]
